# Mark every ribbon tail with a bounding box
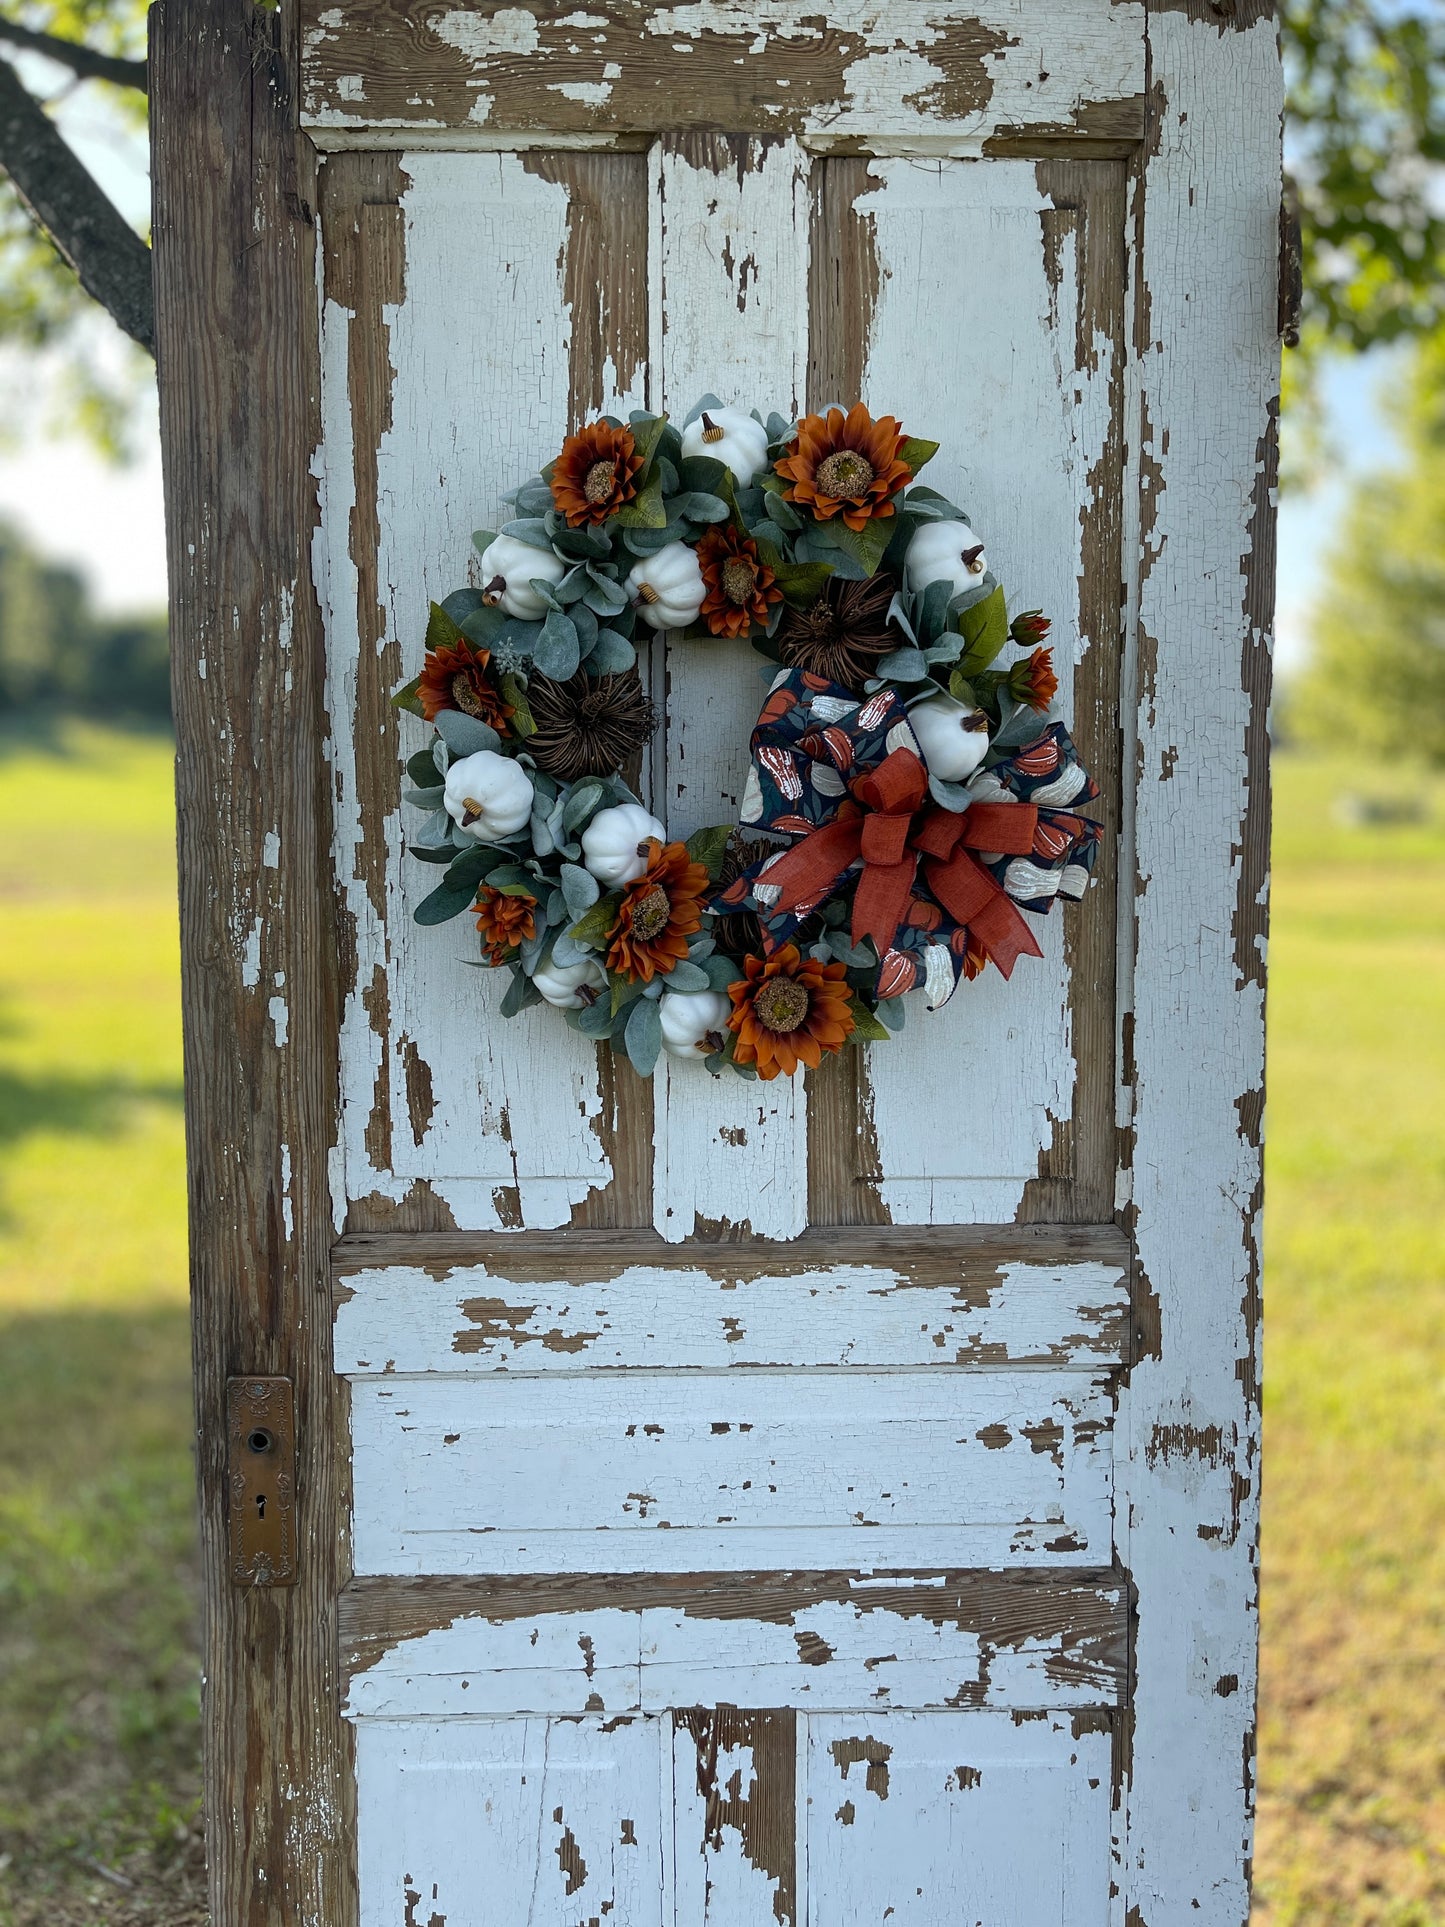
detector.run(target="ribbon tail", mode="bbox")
[925,849,1044,982]
[851,856,920,958]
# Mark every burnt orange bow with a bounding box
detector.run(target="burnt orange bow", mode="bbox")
[762,746,1044,979]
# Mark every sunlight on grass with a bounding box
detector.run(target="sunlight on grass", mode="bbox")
[0,724,1440,1923]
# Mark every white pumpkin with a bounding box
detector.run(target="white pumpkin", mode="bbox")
[679,406,770,486]
[476,533,567,621]
[626,542,706,631]
[907,695,992,783]
[443,750,534,841]
[580,803,667,887]
[659,988,731,1060]
[531,956,607,1009]
[904,519,989,599]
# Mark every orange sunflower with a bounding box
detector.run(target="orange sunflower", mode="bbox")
[606,840,710,984]
[697,525,784,638]
[773,404,912,532]
[550,420,645,528]
[417,639,514,732]
[726,943,856,1079]
[474,885,536,964]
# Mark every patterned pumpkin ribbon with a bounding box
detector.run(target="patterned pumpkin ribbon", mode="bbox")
[723,669,1100,986]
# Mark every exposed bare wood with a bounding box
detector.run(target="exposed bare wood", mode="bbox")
[0,56,153,352]
[150,2,354,1922]
[331,1220,1132,1280]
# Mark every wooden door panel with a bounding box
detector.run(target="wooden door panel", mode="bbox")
[350,1369,1114,1575]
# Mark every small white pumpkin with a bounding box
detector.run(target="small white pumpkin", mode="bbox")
[531,956,607,1009]
[907,695,992,784]
[580,803,667,887]
[659,988,732,1060]
[626,542,706,632]
[476,533,567,621]
[679,406,770,486]
[443,750,534,841]
[904,519,989,599]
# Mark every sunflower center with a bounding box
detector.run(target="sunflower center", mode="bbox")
[815,449,875,499]
[451,672,485,717]
[753,974,810,1034]
[721,556,757,605]
[584,459,618,505]
[629,884,672,943]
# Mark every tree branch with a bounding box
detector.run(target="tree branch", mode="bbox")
[0,20,145,92]
[0,57,152,354]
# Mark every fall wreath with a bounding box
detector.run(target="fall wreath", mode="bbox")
[392,400,1101,1081]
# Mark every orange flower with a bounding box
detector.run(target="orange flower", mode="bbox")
[606,840,710,984]
[773,404,912,532]
[417,640,514,731]
[726,943,856,1079]
[474,885,536,964]
[1007,646,1059,712]
[697,525,784,638]
[550,420,644,528]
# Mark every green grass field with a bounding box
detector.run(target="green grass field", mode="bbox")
[0,721,1440,1923]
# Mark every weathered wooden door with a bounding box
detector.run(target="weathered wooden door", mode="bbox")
[152,3,1280,1923]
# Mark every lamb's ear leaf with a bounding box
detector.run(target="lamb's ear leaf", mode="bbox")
[499,966,543,1018]
[663,959,711,994]
[685,823,734,881]
[434,708,501,757]
[623,993,663,1076]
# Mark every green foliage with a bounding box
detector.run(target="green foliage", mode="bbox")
[0,517,169,717]
[1283,1,1445,355]
[1293,339,1445,766]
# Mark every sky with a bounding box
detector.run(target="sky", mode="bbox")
[0,54,1406,672]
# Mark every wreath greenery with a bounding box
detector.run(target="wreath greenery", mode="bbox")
[392,398,1101,1081]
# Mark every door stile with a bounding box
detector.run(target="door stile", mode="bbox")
[151,2,358,1924]
[1115,12,1279,1921]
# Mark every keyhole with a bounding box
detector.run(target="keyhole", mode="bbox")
[256,1493,267,1520]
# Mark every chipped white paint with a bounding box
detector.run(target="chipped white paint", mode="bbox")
[652,134,811,1240]
[350,1369,1114,1573]
[333,1254,1130,1374]
[806,1711,1112,1925]
[850,159,1112,1220]
[352,1710,1111,1927]
[1115,17,1278,1922]
[346,1582,1127,1718]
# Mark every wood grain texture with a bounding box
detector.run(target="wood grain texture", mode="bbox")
[651,133,812,1241]
[297,0,1147,147]
[340,1569,1130,1713]
[1113,13,1279,1920]
[150,4,355,1922]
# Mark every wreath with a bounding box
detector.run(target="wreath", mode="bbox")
[392,399,1101,1081]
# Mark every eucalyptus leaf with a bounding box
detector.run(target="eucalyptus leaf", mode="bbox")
[588,627,637,674]
[500,967,543,1019]
[681,393,726,428]
[662,959,711,994]
[877,646,930,682]
[703,953,743,991]
[403,785,446,811]
[533,608,581,682]
[410,807,456,852]
[876,995,908,1032]
[583,566,630,616]
[511,479,555,515]
[763,490,805,531]
[561,779,608,833]
[927,773,975,813]
[415,856,486,926]
[577,997,615,1039]
[548,929,593,970]
[406,747,440,788]
[458,603,508,649]
[671,490,731,524]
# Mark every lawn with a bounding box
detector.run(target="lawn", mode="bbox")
[0,721,1440,1923]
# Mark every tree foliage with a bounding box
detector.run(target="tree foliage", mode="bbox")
[0,514,169,716]
[1293,339,1445,767]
